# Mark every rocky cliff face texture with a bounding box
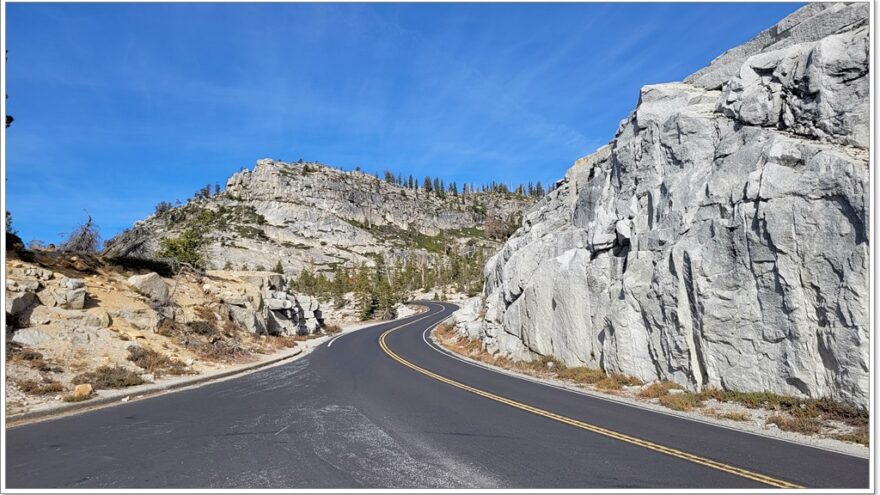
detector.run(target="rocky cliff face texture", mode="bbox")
[104,160,533,275]
[456,3,869,407]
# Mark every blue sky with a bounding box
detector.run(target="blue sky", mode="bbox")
[5,2,802,244]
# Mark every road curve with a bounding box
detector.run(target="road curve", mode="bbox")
[5,302,869,488]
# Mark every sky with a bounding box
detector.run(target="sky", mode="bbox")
[5,2,803,244]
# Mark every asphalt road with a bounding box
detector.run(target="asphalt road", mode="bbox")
[5,302,870,488]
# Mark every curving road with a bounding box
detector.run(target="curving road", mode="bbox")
[5,302,870,489]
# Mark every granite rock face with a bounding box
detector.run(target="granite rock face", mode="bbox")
[458,4,869,407]
[104,160,534,277]
[212,271,325,337]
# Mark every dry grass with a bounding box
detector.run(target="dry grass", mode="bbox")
[7,343,43,362]
[767,413,822,435]
[63,393,92,403]
[263,335,299,350]
[431,323,868,446]
[127,345,192,377]
[832,429,869,446]
[7,342,64,373]
[324,323,343,334]
[73,366,146,389]
[434,323,646,393]
[158,318,251,362]
[16,379,64,395]
[638,381,681,398]
[595,373,643,391]
[659,392,706,411]
[705,408,751,422]
[556,366,606,384]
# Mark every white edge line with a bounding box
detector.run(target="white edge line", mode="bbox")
[419,315,869,461]
[325,302,441,348]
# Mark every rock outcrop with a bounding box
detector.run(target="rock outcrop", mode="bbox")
[104,160,534,276]
[208,271,324,336]
[457,3,869,407]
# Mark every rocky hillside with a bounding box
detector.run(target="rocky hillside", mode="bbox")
[5,249,339,416]
[104,160,535,277]
[455,3,869,407]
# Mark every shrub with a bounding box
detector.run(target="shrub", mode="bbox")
[186,320,216,336]
[323,323,343,334]
[767,413,822,435]
[659,392,705,411]
[158,318,249,362]
[638,381,682,399]
[6,341,42,362]
[595,373,643,391]
[556,366,606,384]
[73,366,146,389]
[273,261,284,274]
[127,345,191,377]
[158,227,204,266]
[154,201,173,216]
[63,393,93,403]
[16,379,64,395]
[715,411,751,422]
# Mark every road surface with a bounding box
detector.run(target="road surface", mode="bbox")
[5,302,870,488]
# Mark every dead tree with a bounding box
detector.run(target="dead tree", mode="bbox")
[59,215,101,254]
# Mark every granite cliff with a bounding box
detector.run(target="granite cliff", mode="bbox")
[455,3,870,407]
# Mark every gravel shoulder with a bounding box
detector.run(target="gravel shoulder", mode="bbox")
[429,323,869,459]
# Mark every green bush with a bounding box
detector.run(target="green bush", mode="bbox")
[158,227,204,266]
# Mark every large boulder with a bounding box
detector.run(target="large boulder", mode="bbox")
[127,273,170,305]
[228,305,266,334]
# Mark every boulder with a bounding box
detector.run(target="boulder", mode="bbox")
[219,290,251,307]
[6,291,36,318]
[7,278,41,292]
[40,286,87,310]
[266,298,293,311]
[72,383,93,400]
[11,328,51,346]
[228,305,266,334]
[127,273,170,304]
[60,277,85,290]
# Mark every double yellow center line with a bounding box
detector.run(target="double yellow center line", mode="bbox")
[378,321,804,489]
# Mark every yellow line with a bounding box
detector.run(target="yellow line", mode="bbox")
[378,323,805,489]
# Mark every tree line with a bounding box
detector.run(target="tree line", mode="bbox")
[381,171,545,199]
[290,249,488,320]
